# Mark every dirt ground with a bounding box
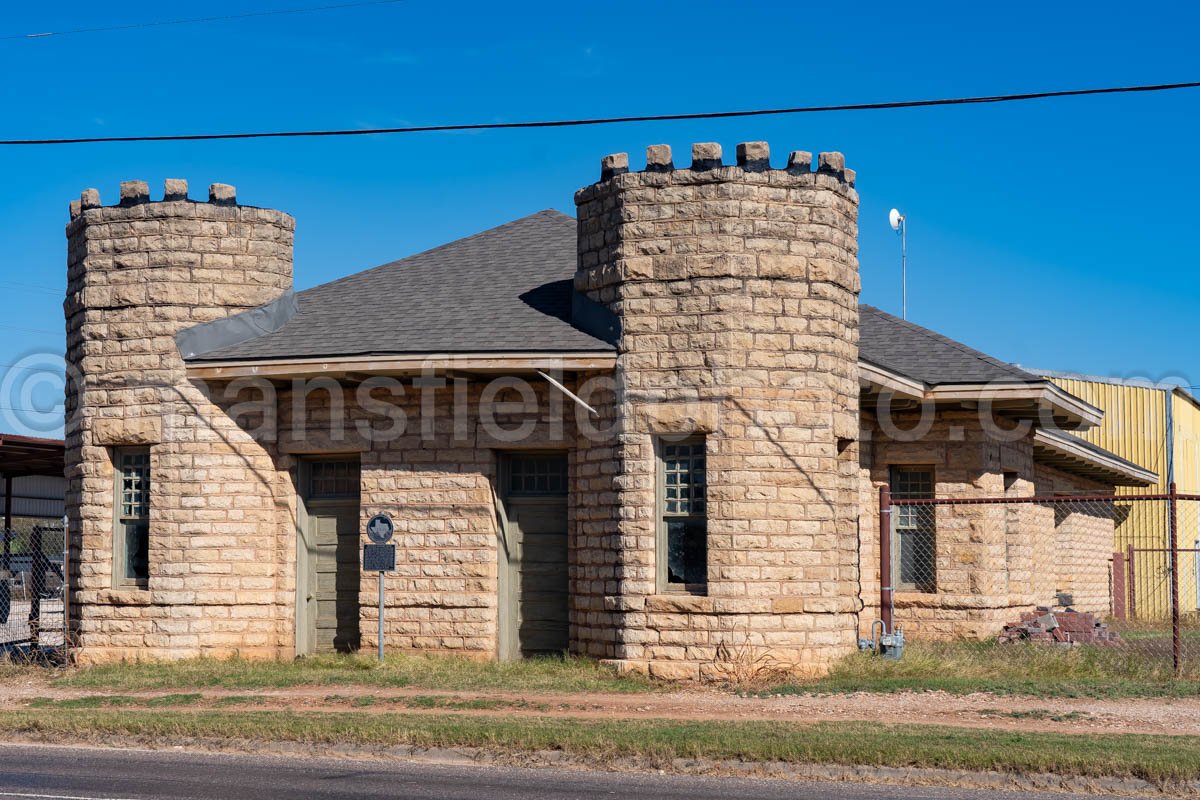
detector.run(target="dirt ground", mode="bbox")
[2,677,1198,737]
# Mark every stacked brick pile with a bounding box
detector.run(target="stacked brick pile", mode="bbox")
[997,608,1120,645]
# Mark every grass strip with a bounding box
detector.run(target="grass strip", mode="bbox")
[42,653,655,694]
[768,641,1200,699]
[0,709,1197,786]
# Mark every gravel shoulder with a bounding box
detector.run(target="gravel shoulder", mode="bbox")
[2,677,1197,737]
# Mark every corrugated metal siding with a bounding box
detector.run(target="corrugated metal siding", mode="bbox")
[0,475,65,519]
[1049,378,1167,493]
[1046,378,1200,616]
[1172,393,1200,611]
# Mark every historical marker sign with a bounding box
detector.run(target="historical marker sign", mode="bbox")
[366,512,394,544]
[363,544,396,572]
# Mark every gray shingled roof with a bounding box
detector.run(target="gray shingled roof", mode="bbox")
[859,304,1040,386]
[188,210,1043,390]
[190,210,613,361]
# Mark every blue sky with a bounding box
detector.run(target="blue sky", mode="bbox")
[0,0,1197,437]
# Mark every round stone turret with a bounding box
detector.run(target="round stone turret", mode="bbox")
[572,143,861,678]
[64,180,294,661]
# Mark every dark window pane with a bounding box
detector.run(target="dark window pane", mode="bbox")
[665,518,706,585]
[124,520,149,582]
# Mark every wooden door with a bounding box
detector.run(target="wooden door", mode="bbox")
[311,505,361,653]
[297,457,361,656]
[499,453,569,660]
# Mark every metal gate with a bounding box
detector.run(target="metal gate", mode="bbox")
[2,517,66,660]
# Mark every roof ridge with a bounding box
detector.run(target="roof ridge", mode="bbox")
[297,209,574,299]
[860,304,1037,383]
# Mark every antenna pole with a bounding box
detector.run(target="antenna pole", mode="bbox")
[900,217,907,320]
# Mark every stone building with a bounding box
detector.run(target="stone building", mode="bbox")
[63,143,1156,674]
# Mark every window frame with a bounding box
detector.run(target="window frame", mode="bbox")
[889,464,936,593]
[655,436,708,594]
[303,456,361,503]
[112,446,151,590]
[504,452,569,497]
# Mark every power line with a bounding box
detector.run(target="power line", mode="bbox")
[0,361,65,375]
[0,323,59,335]
[2,79,1198,146]
[1,0,408,41]
[0,280,61,296]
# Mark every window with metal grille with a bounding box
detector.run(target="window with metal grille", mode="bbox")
[890,465,935,592]
[659,438,707,589]
[307,459,360,500]
[508,454,568,496]
[114,448,150,587]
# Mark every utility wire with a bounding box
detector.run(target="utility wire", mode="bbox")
[3,80,1197,146]
[0,280,61,296]
[0,323,59,335]
[1,0,408,41]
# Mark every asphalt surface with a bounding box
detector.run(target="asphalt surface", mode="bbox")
[0,742,1136,799]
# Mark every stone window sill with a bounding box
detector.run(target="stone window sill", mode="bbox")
[646,593,714,614]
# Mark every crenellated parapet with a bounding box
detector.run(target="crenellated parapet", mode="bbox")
[587,141,856,184]
[575,143,858,303]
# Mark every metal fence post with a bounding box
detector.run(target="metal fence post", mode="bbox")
[1112,550,1126,620]
[879,485,894,635]
[1170,482,1181,676]
[1127,544,1137,621]
[2,474,11,574]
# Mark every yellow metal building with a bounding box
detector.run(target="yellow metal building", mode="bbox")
[1037,370,1200,618]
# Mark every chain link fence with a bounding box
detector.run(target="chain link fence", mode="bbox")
[1,517,66,659]
[879,489,1200,678]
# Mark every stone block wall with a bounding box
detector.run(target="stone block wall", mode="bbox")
[859,410,1118,638]
[253,376,581,656]
[64,181,294,661]
[860,410,1041,638]
[1034,464,1115,615]
[573,142,862,677]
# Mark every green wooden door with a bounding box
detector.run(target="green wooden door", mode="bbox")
[310,504,361,653]
[297,457,362,656]
[499,454,569,660]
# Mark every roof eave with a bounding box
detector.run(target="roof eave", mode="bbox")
[185,351,619,380]
[1032,429,1158,487]
[858,365,1103,430]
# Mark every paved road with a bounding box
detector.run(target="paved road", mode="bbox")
[0,743,1132,799]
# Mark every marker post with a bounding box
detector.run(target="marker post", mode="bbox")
[364,512,396,664]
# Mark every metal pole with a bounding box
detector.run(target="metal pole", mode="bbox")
[1169,482,1181,676]
[2,474,12,574]
[900,219,907,320]
[1127,544,1137,621]
[880,485,894,634]
[1112,550,1126,620]
[377,570,385,663]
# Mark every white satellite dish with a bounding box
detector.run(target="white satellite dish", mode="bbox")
[888,208,904,231]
